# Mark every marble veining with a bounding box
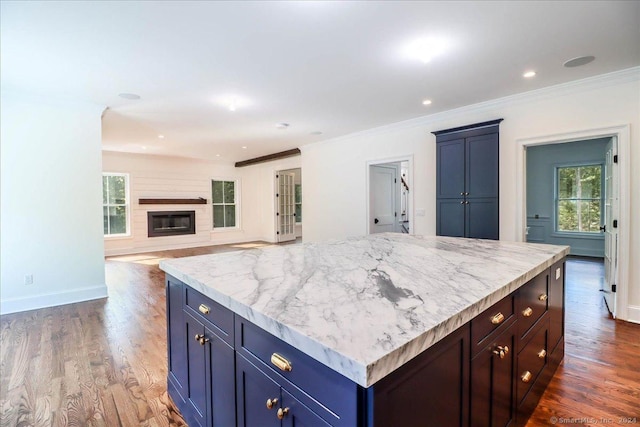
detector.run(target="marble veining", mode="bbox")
[159,233,569,387]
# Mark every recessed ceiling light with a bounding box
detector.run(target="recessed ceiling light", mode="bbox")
[141,146,147,150]
[216,95,251,112]
[119,93,140,100]
[523,71,536,78]
[310,131,323,135]
[422,99,432,105]
[158,134,165,139]
[404,37,449,63]
[276,123,290,130]
[563,55,595,68]
[242,146,247,149]
[216,154,221,157]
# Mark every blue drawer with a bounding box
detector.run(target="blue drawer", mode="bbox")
[184,286,234,345]
[235,315,360,427]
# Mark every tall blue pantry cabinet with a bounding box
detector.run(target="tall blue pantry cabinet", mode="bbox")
[434,119,503,240]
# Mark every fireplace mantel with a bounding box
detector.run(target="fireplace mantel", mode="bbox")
[139,198,207,205]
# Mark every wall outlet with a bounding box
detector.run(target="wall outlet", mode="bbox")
[24,274,33,285]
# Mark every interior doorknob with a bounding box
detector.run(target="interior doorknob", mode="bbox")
[374,218,379,224]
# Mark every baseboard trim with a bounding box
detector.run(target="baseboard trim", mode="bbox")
[625,305,640,324]
[0,284,108,315]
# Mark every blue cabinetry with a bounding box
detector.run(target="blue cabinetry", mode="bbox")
[166,262,563,427]
[434,120,502,240]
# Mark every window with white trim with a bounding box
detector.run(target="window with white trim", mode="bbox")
[103,173,130,236]
[556,164,602,233]
[212,179,238,229]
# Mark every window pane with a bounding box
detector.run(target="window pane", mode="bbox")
[557,200,578,231]
[580,166,601,199]
[580,200,601,232]
[108,176,126,204]
[103,206,109,234]
[558,168,576,198]
[295,204,302,223]
[224,181,235,203]
[109,206,127,234]
[213,205,224,227]
[212,181,224,203]
[103,176,108,204]
[295,184,302,204]
[225,205,236,227]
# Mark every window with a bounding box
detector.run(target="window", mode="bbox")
[295,183,302,223]
[556,164,602,233]
[103,173,129,236]
[212,179,238,229]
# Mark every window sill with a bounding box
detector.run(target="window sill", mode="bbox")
[104,234,132,240]
[551,232,604,240]
[211,227,242,234]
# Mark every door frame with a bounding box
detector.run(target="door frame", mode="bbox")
[515,125,630,321]
[366,155,414,236]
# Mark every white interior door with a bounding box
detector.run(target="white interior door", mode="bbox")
[602,137,618,314]
[370,165,397,233]
[276,171,296,242]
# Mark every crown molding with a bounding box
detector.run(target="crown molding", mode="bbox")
[303,66,640,152]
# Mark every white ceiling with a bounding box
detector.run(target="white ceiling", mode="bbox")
[1,1,639,162]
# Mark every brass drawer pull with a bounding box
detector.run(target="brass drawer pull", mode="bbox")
[522,307,533,317]
[492,345,510,359]
[198,304,210,315]
[271,353,292,372]
[491,312,505,325]
[537,348,547,359]
[277,407,289,420]
[521,371,532,383]
[538,294,548,302]
[266,398,278,410]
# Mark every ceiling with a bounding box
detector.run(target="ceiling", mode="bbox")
[1,1,639,162]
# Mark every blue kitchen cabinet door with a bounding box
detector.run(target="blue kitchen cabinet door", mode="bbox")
[185,312,208,427]
[437,199,466,237]
[166,277,188,402]
[466,133,499,199]
[281,389,331,427]
[466,198,499,239]
[437,138,465,199]
[236,354,282,427]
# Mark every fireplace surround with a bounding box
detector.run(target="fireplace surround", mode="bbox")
[147,211,195,237]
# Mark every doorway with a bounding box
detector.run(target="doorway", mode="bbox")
[517,125,630,320]
[367,156,412,235]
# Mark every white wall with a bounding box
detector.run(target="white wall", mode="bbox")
[1,90,107,314]
[103,151,301,255]
[301,68,640,322]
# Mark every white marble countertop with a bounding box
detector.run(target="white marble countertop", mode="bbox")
[160,233,569,387]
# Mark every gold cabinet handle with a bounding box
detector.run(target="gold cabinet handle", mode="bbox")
[194,334,209,346]
[491,312,505,325]
[522,307,533,317]
[537,349,547,359]
[521,371,532,383]
[199,304,210,315]
[538,294,548,302]
[266,398,278,410]
[277,407,289,420]
[492,345,510,359]
[271,353,292,372]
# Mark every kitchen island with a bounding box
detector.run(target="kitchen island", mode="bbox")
[160,233,569,427]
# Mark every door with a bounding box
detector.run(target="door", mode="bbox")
[466,133,499,199]
[437,199,465,237]
[276,171,296,243]
[437,138,465,199]
[370,164,397,233]
[185,312,208,427]
[207,327,236,427]
[467,198,499,239]
[281,389,331,427]
[602,137,618,314]
[236,354,282,427]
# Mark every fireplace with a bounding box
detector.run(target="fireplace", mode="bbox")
[147,211,196,237]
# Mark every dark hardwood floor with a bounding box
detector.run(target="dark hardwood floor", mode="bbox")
[1,248,638,427]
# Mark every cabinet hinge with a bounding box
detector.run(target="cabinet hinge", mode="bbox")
[613,219,618,228]
[394,178,397,183]
[613,155,618,163]
[395,212,397,217]
[612,284,617,293]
